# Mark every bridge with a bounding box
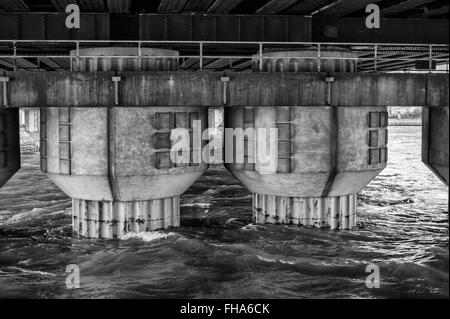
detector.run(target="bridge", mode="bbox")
[0,0,448,238]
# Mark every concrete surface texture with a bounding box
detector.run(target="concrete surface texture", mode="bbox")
[21,108,40,150]
[71,47,179,72]
[252,48,358,72]
[226,49,387,230]
[0,108,20,188]
[1,46,448,236]
[422,106,449,185]
[42,47,208,238]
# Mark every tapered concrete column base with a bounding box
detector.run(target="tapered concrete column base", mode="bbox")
[72,197,180,239]
[253,194,357,230]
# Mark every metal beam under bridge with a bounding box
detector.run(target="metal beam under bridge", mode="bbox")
[0,13,448,44]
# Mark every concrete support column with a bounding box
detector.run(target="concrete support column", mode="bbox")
[0,108,20,188]
[72,197,180,238]
[422,107,449,185]
[41,48,208,239]
[208,107,224,165]
[22,108,40,150]
[225,48,387,230]
[253,194,357,230]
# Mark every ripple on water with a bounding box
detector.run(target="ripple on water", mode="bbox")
[0,126,447,298]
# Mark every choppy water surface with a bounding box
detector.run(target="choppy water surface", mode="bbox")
[0,126,448,299]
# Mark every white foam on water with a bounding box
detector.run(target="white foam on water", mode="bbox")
[120,231,177,242]
[241,223,259,231]
[256,255,294,265]
[0,209,44,226]
[181,203,211,208]
[0,208,67,226]
[6,266,56,277]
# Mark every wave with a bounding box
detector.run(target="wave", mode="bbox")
[2,266,56,277]
[120,231,178,242]
[0,208,69,226]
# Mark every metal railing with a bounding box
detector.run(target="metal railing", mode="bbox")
[0,40,448,73]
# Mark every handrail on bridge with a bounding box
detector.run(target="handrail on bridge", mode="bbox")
[0,40,448,73]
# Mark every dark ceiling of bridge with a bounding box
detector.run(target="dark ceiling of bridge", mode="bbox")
[0,0,448,19]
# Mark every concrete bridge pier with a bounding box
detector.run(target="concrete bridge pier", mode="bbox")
[0,108,20,188]
[20,108,40,150]
[225,49,388,230]
[422,107,449,185]
[41,48,208,238]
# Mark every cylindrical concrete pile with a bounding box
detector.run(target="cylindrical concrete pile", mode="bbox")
[71,47,179,72]
[225,48,388,230]
[252,49,358,73]
[0,108,20,188]
[41,47,208,238]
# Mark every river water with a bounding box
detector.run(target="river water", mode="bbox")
[0,126,448,299]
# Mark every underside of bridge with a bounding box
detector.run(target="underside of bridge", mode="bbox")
[0,0,449,73]
[0,0,448,238]
[0,0,447,17]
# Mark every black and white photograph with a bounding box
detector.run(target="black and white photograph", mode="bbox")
[0,0,448,306]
